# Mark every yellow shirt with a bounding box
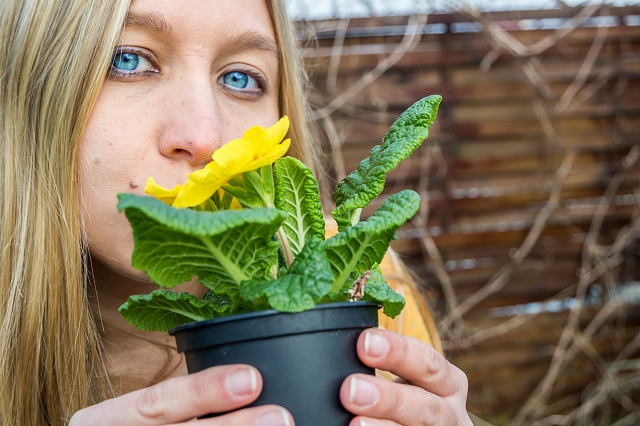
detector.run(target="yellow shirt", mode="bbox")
[377,249,442,354]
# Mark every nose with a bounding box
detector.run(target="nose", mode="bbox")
[158,78,222,167]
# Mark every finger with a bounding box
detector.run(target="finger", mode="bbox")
[358,329,468,398]
[341,374,455,426]
[178,405,292,426]
[70,365,262,425]
[349,417,401,426]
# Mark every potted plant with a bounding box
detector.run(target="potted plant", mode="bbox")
[117,95,442,424]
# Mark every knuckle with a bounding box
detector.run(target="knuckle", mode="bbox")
[390,387,411,415]
[420,346,443,378]
[136,384,166,420]
[420,397,442,426]
[391,334,412,364]
[192,369,215,402]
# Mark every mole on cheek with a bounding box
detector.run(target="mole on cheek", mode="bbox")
[129,181,139,189]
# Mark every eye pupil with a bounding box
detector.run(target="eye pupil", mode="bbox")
[113,52,139,71]
[224,71,249,89]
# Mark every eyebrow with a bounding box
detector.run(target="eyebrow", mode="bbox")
[221,31,280,62]
[125,11,174,35]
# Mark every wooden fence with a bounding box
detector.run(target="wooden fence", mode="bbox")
[298,6,640,425]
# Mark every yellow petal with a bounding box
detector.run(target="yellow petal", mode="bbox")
[147,117,291,209]
[246,138,291,171]
[144,177,181,205]
[172,179,216,208]
[212,135,252,165]
[259,116,289,157]
[211,123,267,166]
[188,162,221,184]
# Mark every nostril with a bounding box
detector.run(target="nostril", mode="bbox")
[157,119,222,166]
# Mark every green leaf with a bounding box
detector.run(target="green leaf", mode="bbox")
[117,194,284,295]
[118,289,227,332]
[222,169,271,209]
[323,190,420,293]
[332,95,441,230]
[239,238,333,312]
[273,157,325,256]
[192,190,234,212]
[203,290,263,315]
[361,267,405,318]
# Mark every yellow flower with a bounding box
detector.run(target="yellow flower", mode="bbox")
[145,116,290,208]
[145,178,180,205]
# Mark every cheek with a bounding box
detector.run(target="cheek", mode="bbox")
[217,101,280,142]
[79,105,150,278]
[79,119,141,223]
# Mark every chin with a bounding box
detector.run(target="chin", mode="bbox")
[88,248,152,283]
[116,265,154,283]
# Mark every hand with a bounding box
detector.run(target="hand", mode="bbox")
[341,329,471,426]
[70,365,293,425]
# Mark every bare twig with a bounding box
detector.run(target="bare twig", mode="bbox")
[412,143,461,335]
[513,148,640,424]
[441,150,576,332]
[310,13,428,121]
[581,145,640,275]
[467,2,603,64]
[326,18,350,96]
[555,20,609,113]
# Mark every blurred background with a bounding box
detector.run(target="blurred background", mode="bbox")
[289,1,640,424]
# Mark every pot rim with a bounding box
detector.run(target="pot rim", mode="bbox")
[169,301,380,352]
[169,300,379,335]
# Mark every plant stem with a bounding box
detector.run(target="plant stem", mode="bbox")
[350,208,362,226]
[269,264,278,280]
[277,226,295,268]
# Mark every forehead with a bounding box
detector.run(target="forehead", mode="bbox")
[125,0,278,52]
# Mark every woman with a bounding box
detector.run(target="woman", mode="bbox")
[0,0,471,424]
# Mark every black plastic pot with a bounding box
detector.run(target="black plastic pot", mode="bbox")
[170,301,379,425]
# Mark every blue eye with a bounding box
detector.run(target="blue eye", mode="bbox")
[111,52,140,71]
[110,50,155,75]
[222,71,259,90]
[112,52,140,71]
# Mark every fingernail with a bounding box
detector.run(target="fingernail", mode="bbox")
[256,408,291,426]
[225,368,257,396]
[349,377,380,407]
[364,331,389,358]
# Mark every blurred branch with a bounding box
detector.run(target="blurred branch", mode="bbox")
[326,18,350,96]
[412,144,461,335]
[467,2,603,68]
[441,150,576,333]
[514,146,640,425]
[555,20,609,113]
[310,13,428,121]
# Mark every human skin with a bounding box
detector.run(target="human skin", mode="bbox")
[73,0,471,424]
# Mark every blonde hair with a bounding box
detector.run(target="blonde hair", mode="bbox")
[0,0,317,424]
[269,1,323,176]
[0,0,130,424]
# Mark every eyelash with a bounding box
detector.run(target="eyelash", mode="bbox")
[108,47,270,97]
[219,67,269,97]
[109,47,158,79]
